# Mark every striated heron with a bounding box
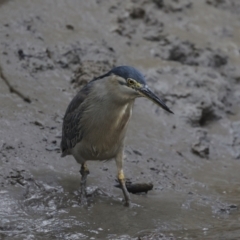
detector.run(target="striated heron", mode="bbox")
[61,66,173,206]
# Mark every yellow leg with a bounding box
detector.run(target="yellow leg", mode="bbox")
[115,148,131,207]
[79,162,90,204]
[118,170,131,207]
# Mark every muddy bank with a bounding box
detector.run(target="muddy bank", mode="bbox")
[0,0,240,239]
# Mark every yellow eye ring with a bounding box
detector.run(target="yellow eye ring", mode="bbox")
[127,78,135,85]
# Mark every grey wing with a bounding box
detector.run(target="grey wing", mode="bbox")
[61,84,91,157]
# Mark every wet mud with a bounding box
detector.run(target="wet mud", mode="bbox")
[0,0,240,239]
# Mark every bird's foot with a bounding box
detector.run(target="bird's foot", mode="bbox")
[77,184,88,206]
[121,197,132,207]
[122,199,141,208]
[123,200,132,207]
[79,196,88,206]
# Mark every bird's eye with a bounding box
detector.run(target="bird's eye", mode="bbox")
[127,78,135,86]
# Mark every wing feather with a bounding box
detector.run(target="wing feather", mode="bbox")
[61,83,92,157]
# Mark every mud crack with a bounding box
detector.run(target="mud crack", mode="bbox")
[0,64,31,103]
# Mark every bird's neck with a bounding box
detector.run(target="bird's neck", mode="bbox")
[92,78,135,105]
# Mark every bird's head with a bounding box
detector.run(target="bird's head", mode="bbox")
[98,66,173,114]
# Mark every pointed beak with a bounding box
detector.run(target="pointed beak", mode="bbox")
[139,87,173,114]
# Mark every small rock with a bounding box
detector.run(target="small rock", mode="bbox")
[152,0,164,8]
[133,149,142,156]
[129,7,145,19]
[66,24,74,30]
[18,49,25,60]
[191,142,209,158]
[191,129,210,158]
[229,204,237,209]
[45,145,60,151]
[32,120,44,127]
[115,180,153,194]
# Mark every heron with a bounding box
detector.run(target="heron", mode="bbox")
[61,65,173,206]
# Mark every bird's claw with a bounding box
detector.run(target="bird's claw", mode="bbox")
[124,201,132,207]
[79,196,88,205]
[77,186,88,205]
